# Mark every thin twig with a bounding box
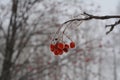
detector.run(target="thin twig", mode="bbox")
[105,19,120,34]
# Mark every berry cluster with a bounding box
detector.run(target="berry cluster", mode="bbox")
[49,22,76,55]
[50,41,75,55]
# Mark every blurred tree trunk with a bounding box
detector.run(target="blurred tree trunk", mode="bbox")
[0,0,18,80]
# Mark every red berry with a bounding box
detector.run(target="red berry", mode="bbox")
[65,44,69,49]
[54,50,59,55]
[70,42,75,48]
[57,42,64,49]
[53,48,63,55]
[57,49,63,55]
[63,48,68,53]
[50,44,55,52]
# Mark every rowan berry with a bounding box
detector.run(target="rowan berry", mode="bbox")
[63,48,68,53]
[57,42,64,49]
[70,42,75,48]
[50,44,55,52]
[53,50,59,55]
[65,44,69,49]
[57,49,63,55]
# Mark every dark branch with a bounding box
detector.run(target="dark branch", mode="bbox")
[105,19,120,34]
[63,12,120,34]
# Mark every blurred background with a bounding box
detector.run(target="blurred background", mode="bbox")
[0,0,120,80]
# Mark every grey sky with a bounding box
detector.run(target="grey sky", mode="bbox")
[0,0,119,14]
[93,0,119,14]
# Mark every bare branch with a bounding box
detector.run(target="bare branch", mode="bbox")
[63,12,120,34]
[0,19,6,38]
[105,19,120,34]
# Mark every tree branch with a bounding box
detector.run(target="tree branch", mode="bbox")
[105,19,120,34]
[63,12,120,34]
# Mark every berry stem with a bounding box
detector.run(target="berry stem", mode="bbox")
[63,32,73,41]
